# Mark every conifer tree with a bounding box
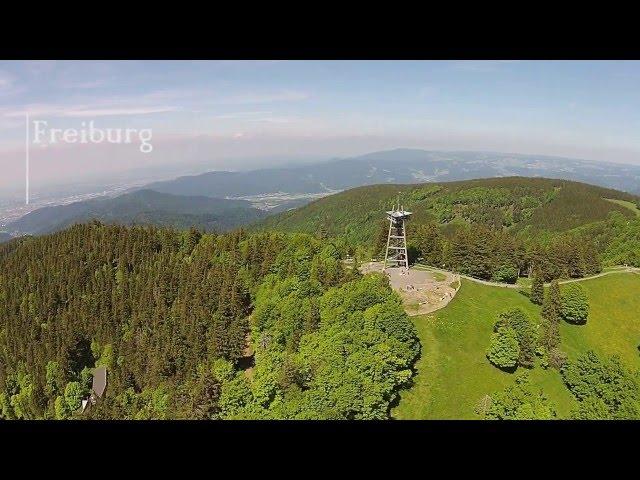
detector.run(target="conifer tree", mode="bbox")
[540,280,562,349]
[530,272,544,305]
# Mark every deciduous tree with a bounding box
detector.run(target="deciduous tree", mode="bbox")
[486,326,520,371]
[561,283,589,324]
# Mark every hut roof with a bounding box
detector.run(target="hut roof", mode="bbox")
[92,366,107,398]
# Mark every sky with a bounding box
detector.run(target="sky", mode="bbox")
[1,60,639,195]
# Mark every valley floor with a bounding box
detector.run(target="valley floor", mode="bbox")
[392,273,640,420]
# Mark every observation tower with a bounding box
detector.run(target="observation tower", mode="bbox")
[383,199,412,270]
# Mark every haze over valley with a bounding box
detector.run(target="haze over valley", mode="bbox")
[3,148,640,239]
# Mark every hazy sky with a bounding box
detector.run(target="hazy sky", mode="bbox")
[1,60,639,194]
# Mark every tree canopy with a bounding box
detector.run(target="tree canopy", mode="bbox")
[0,223,418,420]
[562,351,640,420]
[486,326,520,371]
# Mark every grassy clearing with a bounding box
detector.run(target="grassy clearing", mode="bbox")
[393,273,640,419]
[560,273,640,368]
[604,198,640,217]
[517,277,533,288]
[431,271,447,282]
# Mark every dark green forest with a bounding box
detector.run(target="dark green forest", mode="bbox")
[0,222,417,419]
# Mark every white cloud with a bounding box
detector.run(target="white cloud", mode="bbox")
[0,71,24,97]
[0,85,24,120]
[222,90,310,105]
[3,103,180,118]
[0,83,310,124]
[59,106,181,117]
[248,116,295,124]
[0,115,24,131]
[1,86,189,119]
[210,111,272,120]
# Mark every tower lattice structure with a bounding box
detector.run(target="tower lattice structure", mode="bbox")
[383,200,412,270]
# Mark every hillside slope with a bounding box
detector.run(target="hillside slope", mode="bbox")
[393,272,640,419]
[8,190,266,235]
[257,177,638,243]
[0,223,416,420]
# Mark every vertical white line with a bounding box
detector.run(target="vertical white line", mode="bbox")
[25,113,30,205]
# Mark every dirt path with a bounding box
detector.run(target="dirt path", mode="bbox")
[557,267,640,284]
[417,264,640,289]
[419,265,521,289]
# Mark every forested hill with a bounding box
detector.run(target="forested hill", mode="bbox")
[257,177,638,243]
[257,177,640,283]
[7,189,266,236]
[0,223,418,419]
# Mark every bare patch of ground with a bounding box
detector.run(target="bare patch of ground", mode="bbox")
[360,262,461,316]
[240,331,255,381]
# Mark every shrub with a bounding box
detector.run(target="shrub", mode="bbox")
[484,372,557,420]
[548,348,568,370]
[492,265,519,284]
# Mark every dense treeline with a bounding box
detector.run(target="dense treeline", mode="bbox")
[0,222,418,419]
[376,221,602,282]
[573,211,640,267]
[260,177,637,282]
[0,222,264,419]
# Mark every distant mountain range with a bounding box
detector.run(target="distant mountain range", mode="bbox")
[5,148,640,237]
[145,149,640,198]
[6,190,266,236]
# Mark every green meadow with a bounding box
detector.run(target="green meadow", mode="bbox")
[393,272,640,419]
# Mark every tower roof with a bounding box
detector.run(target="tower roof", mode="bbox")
[386,209,412,223]
[386,209,412,218]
